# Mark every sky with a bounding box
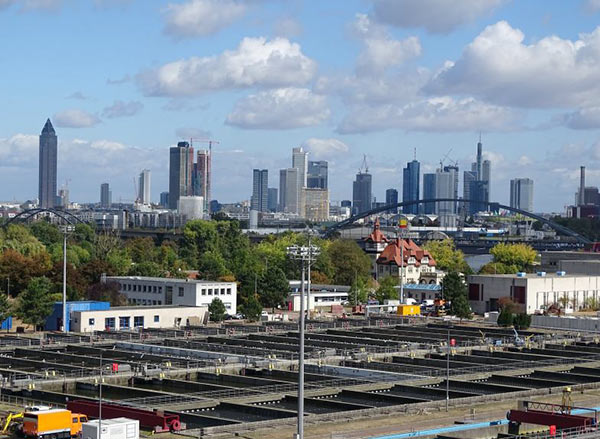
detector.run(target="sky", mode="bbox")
[1,0,600,212]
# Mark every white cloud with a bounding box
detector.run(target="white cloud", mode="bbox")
[175,127,211,139]
[0,134,38,167]
[561,107,600,130]
[163,0,246,37]
[137,37,316,97]
[102,100,143,118]
[426,21,600,108]
[54,109,101,128]
[226,87,330,129]
[370,0,507,33]
[274,17,303,38]
[337,96,517,134]
[352,14,421,75]
[162,99,209,112]
[301,138,349,159]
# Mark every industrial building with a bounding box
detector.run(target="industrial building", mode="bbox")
[70,305,208,332]
[467,272,600,314]
[106,276,237,314]
[287,282,350,311]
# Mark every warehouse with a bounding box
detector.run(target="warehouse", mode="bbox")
[70,305,208,332]
[467,272,600,314]
[106,276,237,314]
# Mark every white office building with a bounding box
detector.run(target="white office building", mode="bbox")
[138,169,151,205]
[71,305,208,332]
[106,276,237,314]
[178,196,205,220]
[510,178,534,213]
[467,272,600,314]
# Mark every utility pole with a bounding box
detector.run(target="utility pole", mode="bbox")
[60,225,74,333]
[287,238,320,439]
[99,352,103,438]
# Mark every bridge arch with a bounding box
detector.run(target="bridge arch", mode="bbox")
[2,208,86,228]
[323,198,591,244]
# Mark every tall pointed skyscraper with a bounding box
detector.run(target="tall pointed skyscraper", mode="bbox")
[39,119,57,209]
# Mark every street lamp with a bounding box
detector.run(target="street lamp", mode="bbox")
[287,238,320,439]
[60,225,75,333]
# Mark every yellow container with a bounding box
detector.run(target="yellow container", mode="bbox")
[397,305,421,316]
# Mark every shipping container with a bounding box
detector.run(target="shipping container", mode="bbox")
[82,418,139,439]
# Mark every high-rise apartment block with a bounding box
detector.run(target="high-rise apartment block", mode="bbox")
[39,119,57,209]
[386,188,398,214]
[168,142,194,210]
[307,161,328,189]
[251,169,268,212]
[402,160,420,214]
[138,169,151,205]
[510,178,534,213]
[100,183,111,208]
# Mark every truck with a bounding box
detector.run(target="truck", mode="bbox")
[22,408,88,439]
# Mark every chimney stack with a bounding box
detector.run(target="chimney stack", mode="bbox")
[580,166,586,206]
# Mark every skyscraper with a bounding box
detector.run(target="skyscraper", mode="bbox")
[422,173,436,214]
[443,164,459,214]
[482,159,491,198]
[100,183,111,208]
[267,187,278,212]
[352,172,372,215]
[169,142,194,210]
[463,170,477,214]
[292,147,308,188]
[466,137,491,215]
[193,149,211,214]
[385,188,398,214]
[402,160,420,214]
[138,169,151,205]
[38,119,57,209]
[251,169,268,212]
[435,168,457,215]
[279,168,301,215]
[510,178,534,213]
[307,160,328,189]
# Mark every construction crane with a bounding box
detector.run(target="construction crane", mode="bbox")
[440,148,456,170]
[359,154,369,174]
[189,138,220,153]
[2,412,23,433]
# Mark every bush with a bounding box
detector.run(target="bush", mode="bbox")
[513,313,531,330]
[208,297,227,322]
[497,309,514,327]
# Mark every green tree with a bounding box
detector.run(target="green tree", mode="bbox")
[375,276,398,303]
[125,238,157,264]
[327,239,371,285]
[15,277,54,330]
[0,224,47,257]
[479,262,518,275]
[208,297,227,322]
[86,281,127,306]
[29,221,62,247]
[198,250,230,280]
[0,249,52,297]
[241,294,262,321]
[489,243,536,272]
[513,313,531,330]
[422,239,471,273]
[259,266,288,310]
[497,309,514,327]
[442,271,470,317]
[128,261,164,277]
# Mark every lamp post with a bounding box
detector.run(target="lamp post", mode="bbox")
[60,225,75,333]
[287,239,320,439]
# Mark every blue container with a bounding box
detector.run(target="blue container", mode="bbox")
[45,301,110,332]
[1,316,12,331]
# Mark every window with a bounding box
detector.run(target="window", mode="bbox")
[119,316,130,329]
[158,286,162,293]
[152,300,157,305]
[201,289,206,296]
[208,288,213,295]
[154,315,160,322]
[105,317,115,330]
[221,288,225,295]
[178,287,185,297]
[88,318,95,326]
[226,288,231,295]
[153,286,157,293]
[158,300,162,305]
[134,316,144,328]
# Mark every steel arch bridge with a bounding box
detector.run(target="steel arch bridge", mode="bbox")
[2,208,86,228]
[322,198,591,244]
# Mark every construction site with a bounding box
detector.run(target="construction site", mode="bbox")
[1,317,600,439]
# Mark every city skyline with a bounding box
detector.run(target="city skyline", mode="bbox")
[2,1,600,211]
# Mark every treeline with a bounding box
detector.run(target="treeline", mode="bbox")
[0,219,373,319]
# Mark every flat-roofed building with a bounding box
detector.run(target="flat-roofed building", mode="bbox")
[106,276,237,314]
[467,272,600,314]
[71,305,208,332]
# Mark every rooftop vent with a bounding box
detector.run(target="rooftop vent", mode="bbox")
[536,271,546,277]
[517,272,526,277]
[556,271,566,276]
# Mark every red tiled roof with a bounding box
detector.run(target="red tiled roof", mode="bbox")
[364,218,389,244]
[376,238,437,268]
